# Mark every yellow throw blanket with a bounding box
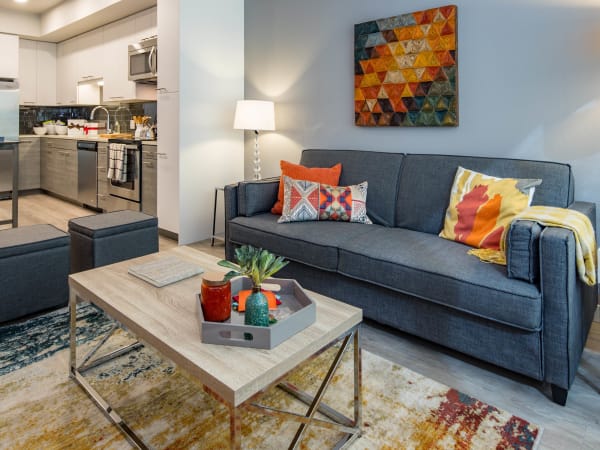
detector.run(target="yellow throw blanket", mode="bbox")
[469,206,597,286]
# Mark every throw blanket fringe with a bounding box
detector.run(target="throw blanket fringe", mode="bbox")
[470,206,597,286]
[107,143,128,182]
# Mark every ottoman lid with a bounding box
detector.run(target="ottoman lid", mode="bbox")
[68,210,158,238]
[0,224,69,259]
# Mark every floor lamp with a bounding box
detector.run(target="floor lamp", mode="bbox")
[233,100,275,180]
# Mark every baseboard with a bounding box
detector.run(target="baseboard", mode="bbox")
[159,228,178,241]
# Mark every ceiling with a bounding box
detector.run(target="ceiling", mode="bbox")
[0,0,65,14]
[0,0,157,42]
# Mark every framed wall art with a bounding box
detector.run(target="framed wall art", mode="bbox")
[354,5,458,127]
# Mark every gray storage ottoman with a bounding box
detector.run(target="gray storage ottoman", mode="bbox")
[0,224,70,323]
[69,210,159,273]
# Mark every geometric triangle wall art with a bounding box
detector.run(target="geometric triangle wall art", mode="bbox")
[355,5,458,127]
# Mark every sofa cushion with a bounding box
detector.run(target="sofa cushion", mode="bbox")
[300,149,404,227]
[439,166,541,250]
[337,227,542,331]
[396,154,574,235]
[228,214,375,271]
[278,176,372,224]
[271,160,342,214]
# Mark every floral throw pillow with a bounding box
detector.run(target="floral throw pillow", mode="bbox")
[278,176,372,224]
[439,166,542,250]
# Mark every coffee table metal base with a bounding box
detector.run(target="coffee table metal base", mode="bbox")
[69,295,362,449]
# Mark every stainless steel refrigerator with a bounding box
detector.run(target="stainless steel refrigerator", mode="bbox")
[0,78,19,193]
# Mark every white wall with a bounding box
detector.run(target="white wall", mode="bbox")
[245,0,600,228]
[178,0,245,244]
[0,9,39,37]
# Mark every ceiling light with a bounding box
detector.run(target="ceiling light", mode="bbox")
[14,0,28,4]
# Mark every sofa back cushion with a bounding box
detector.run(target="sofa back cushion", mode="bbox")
[396,154,575,234]
[300,149,404,226]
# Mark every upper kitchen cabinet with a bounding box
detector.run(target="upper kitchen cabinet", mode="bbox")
[0,34,18,79]
[135,7,157,40]
[19,39,57,106]
[157,4,178,93]
[76,28,104,82]
[56,38,78,105]
[102,11,156,103]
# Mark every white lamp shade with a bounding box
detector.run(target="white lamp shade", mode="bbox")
[233,100,275,131]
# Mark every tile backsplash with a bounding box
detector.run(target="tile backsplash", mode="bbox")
[19,102,157,135]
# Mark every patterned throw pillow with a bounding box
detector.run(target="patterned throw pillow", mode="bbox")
[278,176,372,224]
[439,166,541,250]
[271,161,343,215]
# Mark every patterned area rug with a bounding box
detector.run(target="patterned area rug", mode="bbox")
[0,306,542,449]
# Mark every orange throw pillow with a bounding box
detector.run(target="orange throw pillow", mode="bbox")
[271,160,342,214]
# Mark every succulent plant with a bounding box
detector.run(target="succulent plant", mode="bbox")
[218,245,288,288]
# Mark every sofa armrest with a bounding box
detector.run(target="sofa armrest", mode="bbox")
[237,177,279,217]
[539,226,598,397]
[567,200,596,231]
[506,220,543,283]
[506,201,597,284]
[224,183,238,261]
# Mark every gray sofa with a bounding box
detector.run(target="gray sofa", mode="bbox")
[224,149,598,405]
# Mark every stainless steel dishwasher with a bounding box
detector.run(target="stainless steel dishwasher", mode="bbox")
[77,140,98,208]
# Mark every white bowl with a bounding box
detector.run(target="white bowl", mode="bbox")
[55,125,68,135]
[33,127,47,135]
[44,123,55,135]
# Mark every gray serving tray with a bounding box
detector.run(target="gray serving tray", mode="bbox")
[196,277,316,349]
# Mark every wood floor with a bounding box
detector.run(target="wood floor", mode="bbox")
[2,193,599,449]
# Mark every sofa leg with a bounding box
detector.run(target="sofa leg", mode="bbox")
[551,384,568,406]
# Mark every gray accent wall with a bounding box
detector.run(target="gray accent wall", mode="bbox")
[244,0,600,235]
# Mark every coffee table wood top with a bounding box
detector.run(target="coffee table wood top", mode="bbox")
[69,246,362,406]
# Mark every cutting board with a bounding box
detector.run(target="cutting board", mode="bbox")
[98,133,134,139]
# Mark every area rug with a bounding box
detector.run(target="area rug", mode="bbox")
[0,305,542,449]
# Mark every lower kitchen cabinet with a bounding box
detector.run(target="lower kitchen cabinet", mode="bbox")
[97,143,110,210]
[40,138,77,201]
[141,144,157,216]
[18,137,41,190]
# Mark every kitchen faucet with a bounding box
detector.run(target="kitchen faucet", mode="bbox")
[90,105,111,133]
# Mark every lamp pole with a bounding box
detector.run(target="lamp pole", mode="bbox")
[253,130,261,180]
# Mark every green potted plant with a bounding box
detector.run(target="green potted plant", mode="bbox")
[218,245,288,327]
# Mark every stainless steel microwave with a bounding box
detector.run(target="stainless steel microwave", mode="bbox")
[128,36,157,82]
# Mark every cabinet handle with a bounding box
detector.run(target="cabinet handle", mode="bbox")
[23,101,36,104]
[143,161,154,167]
[81,75,96,79]
[109,96,124,99]
[156,152,167,156]
[19,140,33,143]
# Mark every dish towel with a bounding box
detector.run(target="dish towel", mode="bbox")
[107,143,128,182]
[469,206,597,286]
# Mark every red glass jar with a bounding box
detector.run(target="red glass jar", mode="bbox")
[201,272,232,322]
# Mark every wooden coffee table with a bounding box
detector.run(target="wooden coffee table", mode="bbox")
[68,246,363,449]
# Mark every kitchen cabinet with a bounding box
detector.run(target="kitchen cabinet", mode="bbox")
[156,0,180,235]
[141,144,157,216]
[102,14,155,103]
[76,28,103,82]
[40,138,77,200]
[0,34,18,79]
[37,42,57,105]
[19,39,57,105]
[18,137,40,190]
[56,38,78,105]
[135,7,157,40]
[18,40,36,104]
[97,142,110,210]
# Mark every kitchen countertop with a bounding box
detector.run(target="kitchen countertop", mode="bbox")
[20,134,158,145]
